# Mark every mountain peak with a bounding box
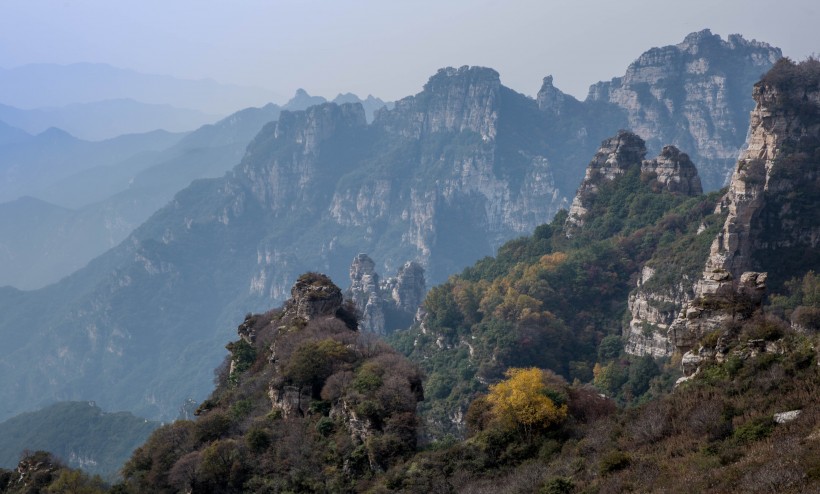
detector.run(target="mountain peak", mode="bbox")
[423,65,500,92]
[283,88,327,111]
[537,74,570,113]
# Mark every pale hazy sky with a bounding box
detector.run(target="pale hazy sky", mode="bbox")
[1,0,818,102]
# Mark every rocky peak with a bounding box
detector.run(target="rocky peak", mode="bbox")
[537,75,568,114]
[287,272,343,321]
[378,65,500,140]
[640,145,703,195]
[347,253,385,334]
[566,132,704,234]
[240,102,366,212]
[346,254,426,334]
[350,253,379,291]
[390,261,426,313]
[661,59,820,366]
[283,88,327,110]
[565,130,647,231]
[273,102,366,154]
[676,29,722,54]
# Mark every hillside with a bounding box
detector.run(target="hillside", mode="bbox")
[0,401,158,480]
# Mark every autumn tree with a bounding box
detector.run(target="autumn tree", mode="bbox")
[485,367,568,436]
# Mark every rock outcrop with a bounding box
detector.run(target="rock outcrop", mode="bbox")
[286,272,344,321]
[624,267,690,357]
[566,131,702,235]
[587,29,781,190]
[567,134,706,357]
[641,145,703,195]
[346,254,426,334]
[537,75,569,115]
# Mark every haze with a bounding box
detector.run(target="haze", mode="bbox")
[1,0,818,104]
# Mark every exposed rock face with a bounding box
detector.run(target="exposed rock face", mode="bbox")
[566,131,702,234]
[379,65,500,140]
[537,75,567,114]
[348,253,386,334]
[587,29,781,190]
[346,254,426,334]
[391,261,426,313]
[241,102,368,214]
[624,267,691,357]
[642,146,703,195]
[660,59,820,365]
[269,385,312,419]
[698,73,820,297]
[567,133,706,357]
[287,272,343,321]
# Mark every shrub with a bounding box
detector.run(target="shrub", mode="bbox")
[733,416,775,443]
[599,450,631,475]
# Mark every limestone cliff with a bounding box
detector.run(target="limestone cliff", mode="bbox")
[587,30,781,190]
[628,59,820,364]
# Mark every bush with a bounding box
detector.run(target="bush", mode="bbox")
[733,416,775,443]
[599,450,631,475]
[541,477,575,494]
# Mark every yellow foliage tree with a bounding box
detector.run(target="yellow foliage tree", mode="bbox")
[486,367,567,435]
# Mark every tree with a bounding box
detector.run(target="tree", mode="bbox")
[486,367,567,436]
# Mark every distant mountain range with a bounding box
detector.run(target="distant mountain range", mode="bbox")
[0,92,387,290]
[0,62,282,115]
[0,99,219,141]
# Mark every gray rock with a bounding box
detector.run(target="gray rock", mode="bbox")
[346,254,426,334]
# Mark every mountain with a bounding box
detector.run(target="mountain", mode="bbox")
[118,273,424,493]
[0,401,158,480]
[390,129,715,436]
[0,62,281,115]
[0,99,219,141]
[0,104,285,289]
[586,29,781,190]
[0,32,782,421]
[112,60,820,493]
[0,92,368,290]
[0,120,29,146]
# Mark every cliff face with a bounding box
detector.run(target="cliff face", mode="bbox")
[625,59,820,362]
[587,30,781,190]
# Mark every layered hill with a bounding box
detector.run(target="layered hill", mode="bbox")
[0,401,158,480]
[0,92,388,290]
[0,32,781,421]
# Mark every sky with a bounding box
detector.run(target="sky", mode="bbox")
[1,0,818,102]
